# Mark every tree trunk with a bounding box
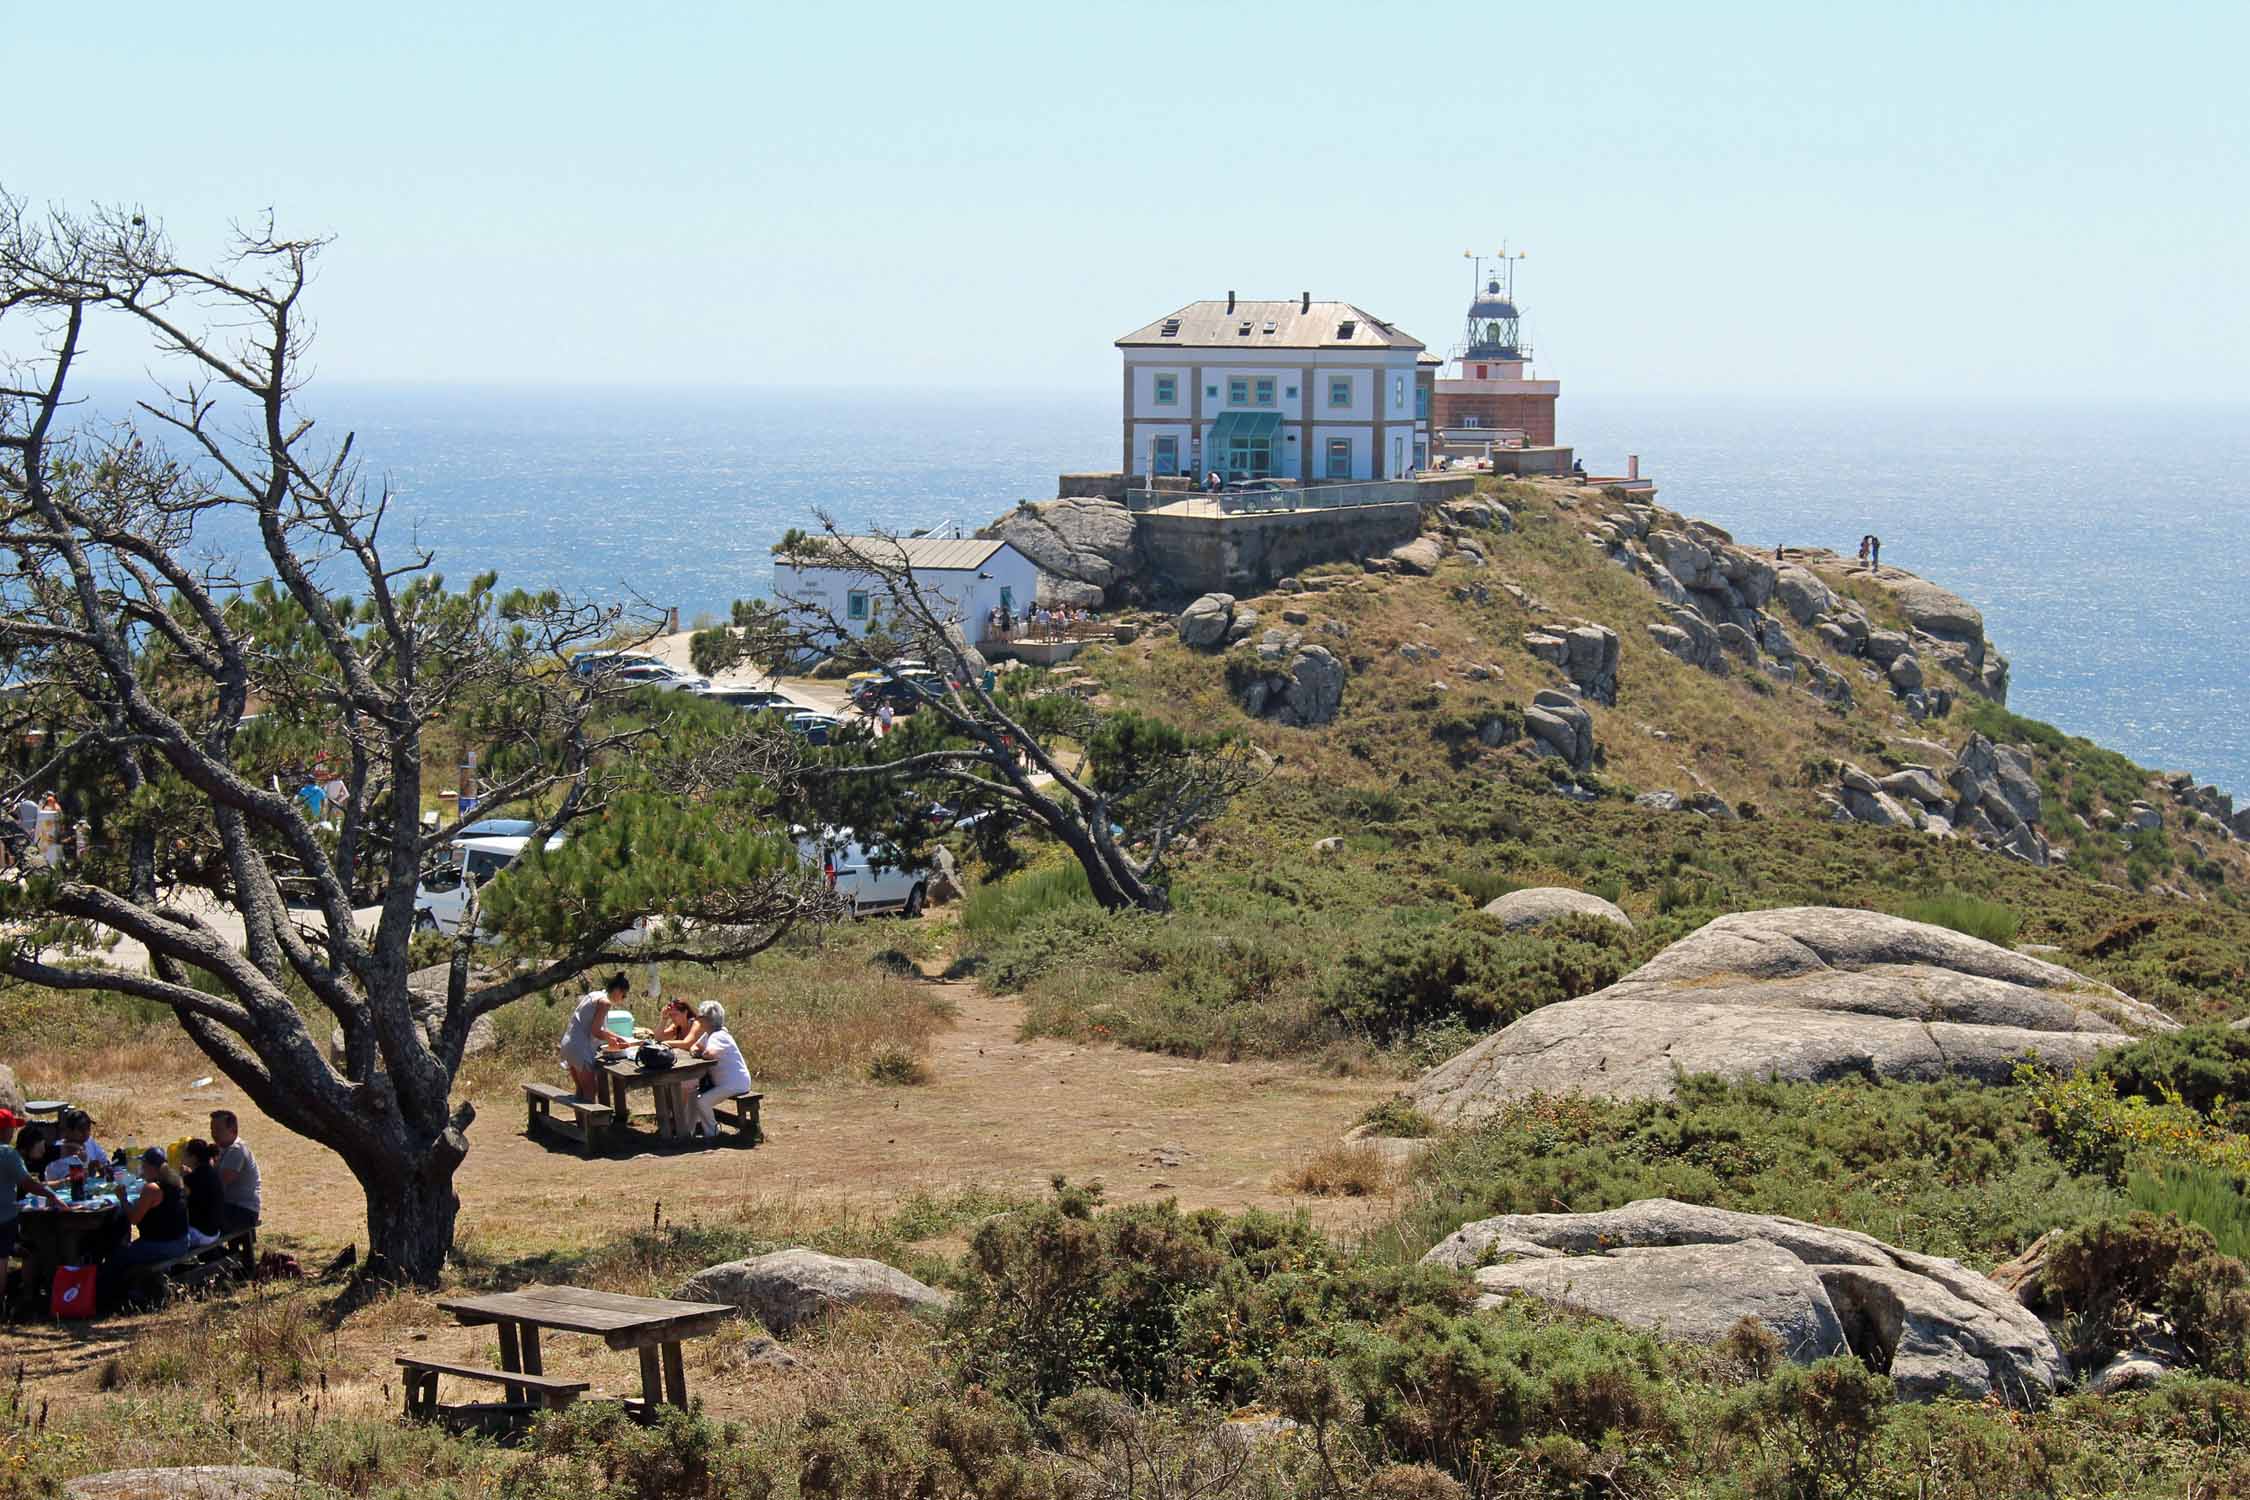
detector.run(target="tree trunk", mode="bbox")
[356,1159,462,1288]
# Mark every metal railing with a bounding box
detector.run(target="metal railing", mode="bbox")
[1127,477,1425,517]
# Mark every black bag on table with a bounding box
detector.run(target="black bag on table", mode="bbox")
[634,1043,675,1071]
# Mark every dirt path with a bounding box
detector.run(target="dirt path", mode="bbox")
[70,979,1398,1270]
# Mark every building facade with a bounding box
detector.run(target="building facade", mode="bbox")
[1116,294,1429,484]
[771,537,1039,645]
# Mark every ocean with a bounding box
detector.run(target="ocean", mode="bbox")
[179,385,2250,799]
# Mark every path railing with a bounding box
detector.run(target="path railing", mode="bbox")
[1127,478,1424,517]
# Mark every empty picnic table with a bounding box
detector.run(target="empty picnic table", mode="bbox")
[434,1283,736,1412]
[596,1050,716,1142]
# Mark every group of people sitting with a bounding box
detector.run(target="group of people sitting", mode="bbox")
[559,973,754,1141]
[985,603,1098,643]
[0,1105,262,1311]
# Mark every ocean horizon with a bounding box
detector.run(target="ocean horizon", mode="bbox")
[113,381,2250,802]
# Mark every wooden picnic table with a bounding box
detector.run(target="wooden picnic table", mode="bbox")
[595,1050,716,1142]
[436,1283,735,1410]
[11,1197,123,1299]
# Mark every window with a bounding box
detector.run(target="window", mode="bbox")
[1336,320,1357,339]
[1206,384,1218,399]
[847,590,870,621]
[1153,374,1177,406]
[1394,376,1406,408]
[1285,385,1298,400]
[1254,377,1275,406]
[1326,439,1351,480]
[1152,434,1179,474]
[1415,385,1430,419]
[1228,378,1249,405]
[1160,319,1180,338]
[1261,320,1276,334]
[1328,377,1351,409]
[1228,432,1273,479]
[1237,321,1252,337]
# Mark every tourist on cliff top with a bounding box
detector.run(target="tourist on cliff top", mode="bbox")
[1870,535,1882,570]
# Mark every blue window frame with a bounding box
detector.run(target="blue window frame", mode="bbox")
[847,590,870,620]
[1152,434,1179,474]
[1325,439,1351,479]
[1254,377,1275,406]
[1328,377,1352,408]
[1228,377,1249,405]
[1153,374,1177,406]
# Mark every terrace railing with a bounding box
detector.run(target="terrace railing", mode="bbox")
[1126,477,1425,516]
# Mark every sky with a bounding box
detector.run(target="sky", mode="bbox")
[8,0,2247,399]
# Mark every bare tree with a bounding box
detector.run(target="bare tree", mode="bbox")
[0,196,822,1284]
[748,518,1270,913]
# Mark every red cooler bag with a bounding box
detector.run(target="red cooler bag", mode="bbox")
[51,1263,96,1319]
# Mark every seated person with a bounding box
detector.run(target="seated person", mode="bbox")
[181,1139,226,1249]
[681,1001,754,1141]
[652,997,696,1044]
[208,1109,262,1233]
[559,972,635,1100]
[42,1109,111,1182]
[1,1109,67,1302]
[15,1123,55,1181]
[103,1147,194,1289]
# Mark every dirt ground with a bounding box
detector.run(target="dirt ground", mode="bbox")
[2,973,1398,1406]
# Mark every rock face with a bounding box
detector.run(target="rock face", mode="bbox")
[1772,565,1837,626]
[677,1247,952,1334]
[1412,907,2173,1122]
[1176,593,1235,650]
[1482,887,1634,933]
[65,1470,337,1500]
[1522,690,1595,772]
[1235,641,1348,727]
[1423,1199,2068,1405]
[983,498,1143,607]
[1390,535,1445,575]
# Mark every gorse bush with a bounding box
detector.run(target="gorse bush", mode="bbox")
[2020,1063,2250,1184]
[2102,1024,2250,1130]
[1321,913,1634,1042]
[1718,1357,1893,1500]
[2039,1212,2250,1375]
[2128,1165,2250,1262]
[1894,887,2020,947]
[960,859,1096,939]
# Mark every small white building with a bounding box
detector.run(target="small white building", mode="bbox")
[772,536,1038,646]
[1116,293,1430,484]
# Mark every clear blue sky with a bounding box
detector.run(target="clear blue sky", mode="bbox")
[12,0,2246,398]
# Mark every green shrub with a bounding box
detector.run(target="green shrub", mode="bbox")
[2020,1063,2250,1183]
[2127,1165,2250,1263]
[1718,1357,1892,1500]
[2040,1211,2250,1374]
[960,860,1096,939]
[1894,888,2020,947]
[1322,914,1632,1042]
[865,1046,929,1086]
[1359,1096,1439,1139]
[2102,1024,2250,1130]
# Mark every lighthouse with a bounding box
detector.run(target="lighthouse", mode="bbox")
[1432,250,1564,464]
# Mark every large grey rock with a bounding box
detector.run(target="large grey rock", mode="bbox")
[1390,535,1445,575]
[1482,887,1634,933]
[1888,653,1925,694]
[1411,907,2173,1121]
[1841,785,1917,828]
[1953,735,2041,831]
[984,498,1142,605]
[65,1470,337,1500]
[1863,629,1911,667]
[1522,690,1595,771]
[0,1062,22,1116]
[1176,593,1235,650]
[1560,624,1621,704]
[1425,1199,2068,1405]
[1235,644,1346,727]
[1773,566,1837,626]
[1879,768,1951,807]
[677,1247,952,1334]
[1474,1239,1849,1362]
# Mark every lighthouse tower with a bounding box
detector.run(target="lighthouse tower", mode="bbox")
[1433,250,1562,458]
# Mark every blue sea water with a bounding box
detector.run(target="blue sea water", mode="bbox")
[191,385,2250,799]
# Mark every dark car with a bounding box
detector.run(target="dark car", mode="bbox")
[699,687,796,713]
[850,674,941,714]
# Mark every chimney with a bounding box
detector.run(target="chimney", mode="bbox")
[1226,290,1235,314]
[1301,291,1310,313]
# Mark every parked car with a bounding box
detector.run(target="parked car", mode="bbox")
[569,649,666,679]
[610,664,711,693]
[849,675,940,714]
[697,687,796,712]
[414,830,648,946]
[794,827,929,918]
[783,711,843,746]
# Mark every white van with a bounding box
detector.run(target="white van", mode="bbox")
[794,828,929,918]
[414,832,556,937]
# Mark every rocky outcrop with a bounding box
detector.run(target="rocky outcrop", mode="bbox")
[1234,636,1347,727]
[983,498,1143,608]
[1482,887,1634,933]
[1772,565,1837,627]
[1424,1199,2068,1405]
[1522,690,1595,772]
[1390,535,1445,576]
[677,1247,952,1334]
[65,1470,338,1500]
[1412,907,2173,1122]
[1827,737,2056,866]
[1176,593,1235,650]
[1521,623,1620,704]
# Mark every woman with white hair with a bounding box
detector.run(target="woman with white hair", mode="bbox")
[682,1000,753,1141]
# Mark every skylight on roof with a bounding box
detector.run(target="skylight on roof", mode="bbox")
[1238,322,1252,336]
[1336,320,1357,339]
[1160,318,1180,337]
[1262,321,1276,334]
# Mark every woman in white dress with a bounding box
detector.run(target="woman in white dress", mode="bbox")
[682,1000,753,1141]
[559,973,633,1101]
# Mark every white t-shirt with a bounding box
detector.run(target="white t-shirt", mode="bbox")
[698,1028,753,1098]
[43,1139,111,1182]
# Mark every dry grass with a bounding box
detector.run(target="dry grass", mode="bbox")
[96,1283,342,1392]
[1274,1141,1401,1199]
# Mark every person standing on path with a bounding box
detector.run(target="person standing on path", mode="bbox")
[34,794,62,869]
[877,701,894,738]
[1870,535,1882,572]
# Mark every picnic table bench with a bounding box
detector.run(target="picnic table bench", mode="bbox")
[433,1283,735,1417]
[396,1355,590,1424]
[522,1082,614,1155]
